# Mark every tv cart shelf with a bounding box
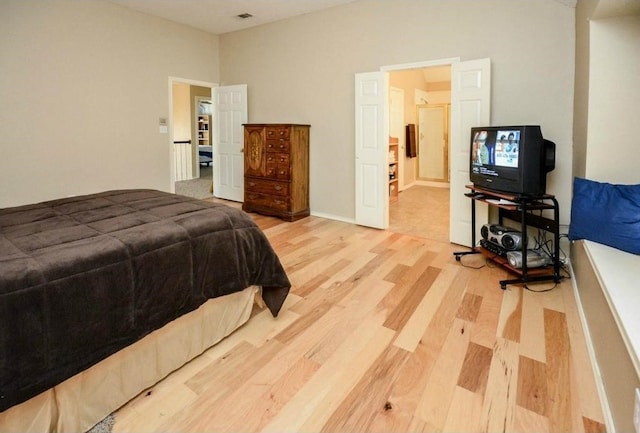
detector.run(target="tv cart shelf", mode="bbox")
[453,185,561,289]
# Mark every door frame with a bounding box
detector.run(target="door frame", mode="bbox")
[168,76,217,191]
[356,57,489,245]
[380,58,459,228]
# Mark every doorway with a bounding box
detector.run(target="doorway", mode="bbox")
[169,77,215,199]
[387,65,451,242]
[355,57,490,246]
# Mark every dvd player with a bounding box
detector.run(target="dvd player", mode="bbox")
[480,239,507,257]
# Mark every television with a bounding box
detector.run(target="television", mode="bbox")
[469,125,555,196]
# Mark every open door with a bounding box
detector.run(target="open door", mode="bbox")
[449,58,491,247]
[213,84,247,202]
[354,71,389,229]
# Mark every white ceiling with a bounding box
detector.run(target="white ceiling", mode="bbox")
[105,0,357,35]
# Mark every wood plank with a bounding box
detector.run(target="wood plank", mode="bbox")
[456,291,483,322]
[292,258,350,298]
[497,286,523,343]
[383,266,440,331]
[320,345,412,433]
[479,337,519,433]
[367,342,433,433]
[376,250,437,320]
[544,308,574,433]
[414,318,472,430]
[393,264,463,352]
[516,355,548,416]
[457,341,493,396]
[310,277,395,365]
[442,386,484,433]
[469,266,505,349]
[513,405,551,433]
[519,287,547,362]
[262,319,395,433]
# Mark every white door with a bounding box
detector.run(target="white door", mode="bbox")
[213,84,247,202]
[449,58,491,247]
[355,72,389,229]
[418,104,447,181]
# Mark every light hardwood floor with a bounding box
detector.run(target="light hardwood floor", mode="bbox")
[112,191,606,433]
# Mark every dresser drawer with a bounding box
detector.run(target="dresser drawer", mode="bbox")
[266,162,290,178]
[245,192,289,211]
[265,154,289,179]
[245,178,289,197]
[265,126,290,140]
[265,153,289,165]
[266,139,290,153]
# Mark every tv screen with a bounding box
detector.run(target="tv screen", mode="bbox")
[470,125,555,196]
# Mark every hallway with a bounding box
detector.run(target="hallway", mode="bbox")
[388,185,449,243]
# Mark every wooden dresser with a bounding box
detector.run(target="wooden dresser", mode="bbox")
[242,124,310,221]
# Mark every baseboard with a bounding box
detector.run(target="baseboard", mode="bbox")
[309,210,355,225]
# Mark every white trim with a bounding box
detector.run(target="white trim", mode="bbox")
[168,77,218,191]
[380,57,460,72]
[569,260,615,433]
[310,210,355,225]
[415,180,450,188]
[401,180,417,191]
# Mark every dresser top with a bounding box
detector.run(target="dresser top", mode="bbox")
[243,123,310,127]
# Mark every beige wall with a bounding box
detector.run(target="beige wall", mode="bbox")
[573,0,599,181]
[0,0,220,207]
[219,0,576,222]
[585,15,640,184]
[172,83,191,142]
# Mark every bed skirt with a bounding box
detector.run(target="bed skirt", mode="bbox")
[0,286,258,433]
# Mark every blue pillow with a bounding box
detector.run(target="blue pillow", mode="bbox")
[569,177,640,255]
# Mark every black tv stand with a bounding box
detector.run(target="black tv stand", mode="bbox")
[453,185,562,290]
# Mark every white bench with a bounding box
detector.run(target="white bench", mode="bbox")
[571,239,640,433]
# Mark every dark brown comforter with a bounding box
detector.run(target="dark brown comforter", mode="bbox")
[0,189,290,412]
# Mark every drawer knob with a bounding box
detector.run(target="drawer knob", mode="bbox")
[249,182,255,187]
[274,185,283,191]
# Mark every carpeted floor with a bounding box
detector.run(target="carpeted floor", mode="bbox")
[86,414,114,433]
[175,165,213,200]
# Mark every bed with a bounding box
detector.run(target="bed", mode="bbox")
[199,145,213,166]
[0,189,290,432]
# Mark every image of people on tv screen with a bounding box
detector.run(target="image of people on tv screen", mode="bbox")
[495,130,519,168]
[472,130,490,165]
